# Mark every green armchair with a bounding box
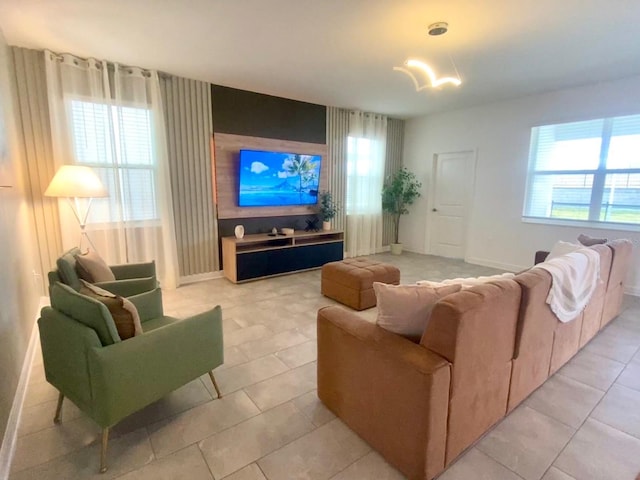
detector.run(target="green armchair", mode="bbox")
[38,282,224,473]
[49,247,158,298]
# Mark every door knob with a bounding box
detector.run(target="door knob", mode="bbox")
[432,208,437,212]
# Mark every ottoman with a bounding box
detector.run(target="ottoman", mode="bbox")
[321,258,401,310]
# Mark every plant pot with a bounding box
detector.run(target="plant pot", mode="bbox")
[322,221,331,231]
[390,243,403,255]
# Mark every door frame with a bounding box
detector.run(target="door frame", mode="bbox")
[426,149,477,260]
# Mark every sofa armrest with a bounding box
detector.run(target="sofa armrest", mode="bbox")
[317,306,450,480]
[109,261,156,280]
[87,306,223,427]
[94,276,157,298]
[126,288,164,321]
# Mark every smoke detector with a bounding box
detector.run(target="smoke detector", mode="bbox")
[428,22,449,36]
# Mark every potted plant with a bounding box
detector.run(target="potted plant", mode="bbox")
[381,167,422,254]
[318,191,339,231]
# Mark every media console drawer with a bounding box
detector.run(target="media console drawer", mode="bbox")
[222,230,344,283]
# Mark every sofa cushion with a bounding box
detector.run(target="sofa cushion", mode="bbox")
[55,247,82,291]
[374,282,461,340]
[75,249,116,282]
[80,281,142,340]
[50,282,121,345]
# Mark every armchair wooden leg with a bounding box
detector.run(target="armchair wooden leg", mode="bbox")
[208,371,222,399]
[99,427,109,474]
[54,392,64,424]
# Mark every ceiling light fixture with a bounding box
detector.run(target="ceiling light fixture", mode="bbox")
[394,21,461,91]
[427,22,449,36]
[394,59,461,90]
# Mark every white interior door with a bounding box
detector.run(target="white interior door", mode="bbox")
[429,151,475,259]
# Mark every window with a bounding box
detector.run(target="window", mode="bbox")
[346,136,384,215]
[69,99,158,224]
[523,114,640,227]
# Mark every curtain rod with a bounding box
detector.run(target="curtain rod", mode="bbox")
[47,50,162,78]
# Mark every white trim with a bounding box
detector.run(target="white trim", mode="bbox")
[0,296,48,479]
[465,257,526,273]
[179,270,224,285]
[624,285,640,297]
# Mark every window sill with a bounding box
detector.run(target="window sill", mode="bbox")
[522,216,640,233]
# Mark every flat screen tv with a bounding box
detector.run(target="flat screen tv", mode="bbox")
[238,149,321,207]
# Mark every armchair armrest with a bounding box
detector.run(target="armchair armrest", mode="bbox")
[87,306,223,427]
[38,307,103,413]
[317,306,450,480]
[94,276,157,298]
[126,288,164,321]
[109,261,156,280]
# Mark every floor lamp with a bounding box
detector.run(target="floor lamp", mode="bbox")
[45,165,108,252]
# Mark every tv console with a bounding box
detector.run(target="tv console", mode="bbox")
[222,230,344,283]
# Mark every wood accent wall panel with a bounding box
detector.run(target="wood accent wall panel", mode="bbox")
[214,132,328,219]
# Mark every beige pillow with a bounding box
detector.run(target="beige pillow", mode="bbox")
[374,282,461,340]
[80,280,142,339]
[417,272,515,289]
[75,249,116,282]
[577,233,607,246]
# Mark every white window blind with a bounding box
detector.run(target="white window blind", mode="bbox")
[69,99,158,223]
[523,113,640,226]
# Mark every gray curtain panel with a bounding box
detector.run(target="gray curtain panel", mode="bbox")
[326,106,349,233]
[383,118,405,246]
[160,75,219,276]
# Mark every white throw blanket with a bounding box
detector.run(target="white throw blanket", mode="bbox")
[533,249,600,323]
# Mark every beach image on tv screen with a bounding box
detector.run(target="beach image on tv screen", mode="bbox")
[238,150,321,207]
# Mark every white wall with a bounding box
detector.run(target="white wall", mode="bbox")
[0,29,41,442]
[403,75,640,294]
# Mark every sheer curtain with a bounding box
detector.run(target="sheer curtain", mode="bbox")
[44,51,179,289]
[345,111,387,257]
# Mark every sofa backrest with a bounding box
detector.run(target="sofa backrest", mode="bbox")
[509,243,613,412]
[49,282,121,345]
[607,239,633,289]
[54,247,82,292]
[420,279,521,465]
[601,239,633,326]
[579,244,612,347]
[509,268,557,410]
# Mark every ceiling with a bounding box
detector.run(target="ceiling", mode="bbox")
[1,0,640,118]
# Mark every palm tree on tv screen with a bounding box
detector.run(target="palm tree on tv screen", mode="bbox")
[284,155,318,202]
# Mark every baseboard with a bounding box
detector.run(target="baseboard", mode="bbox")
[624,285,640,297]
[465,257,527,273]
[0,296,48,480]
[179,271,224,285]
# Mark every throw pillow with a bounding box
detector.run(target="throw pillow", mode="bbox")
[417,272,516,289]
[80,280,142,339]
[577,233,608,246]
[75,249,116,283]
[547,240,582,260]
[374,282,461,340]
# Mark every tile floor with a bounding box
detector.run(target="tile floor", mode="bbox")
[8,252,640,480]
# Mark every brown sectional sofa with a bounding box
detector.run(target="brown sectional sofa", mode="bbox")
[316,240,633,480]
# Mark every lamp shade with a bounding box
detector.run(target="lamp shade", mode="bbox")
[45,165,108,198]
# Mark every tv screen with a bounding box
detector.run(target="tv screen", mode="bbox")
[238,149,321,207]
